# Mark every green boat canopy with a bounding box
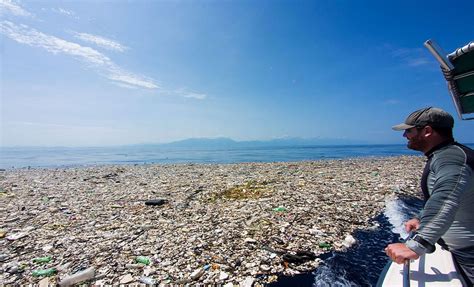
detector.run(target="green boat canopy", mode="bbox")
[425,40,474,120]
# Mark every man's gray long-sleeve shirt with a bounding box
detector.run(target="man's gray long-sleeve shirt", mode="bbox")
[406,142,474,256]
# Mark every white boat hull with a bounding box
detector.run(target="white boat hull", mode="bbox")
[377,244,465,286]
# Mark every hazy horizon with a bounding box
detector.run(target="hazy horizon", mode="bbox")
[2,136,474,149]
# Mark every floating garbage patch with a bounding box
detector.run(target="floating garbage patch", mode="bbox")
[0,157,425,285]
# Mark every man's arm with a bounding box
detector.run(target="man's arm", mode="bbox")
[406,149,470,255]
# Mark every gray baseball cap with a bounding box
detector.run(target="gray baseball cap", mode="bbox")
[392,107,454,131]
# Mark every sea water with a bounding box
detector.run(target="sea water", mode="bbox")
[0,144,420,169]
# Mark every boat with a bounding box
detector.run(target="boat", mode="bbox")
[377,39,474,286]
[376,244,466,286]
[424,39,474,120]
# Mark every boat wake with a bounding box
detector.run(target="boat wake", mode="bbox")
[383,195,422,239]
[311,254,359,286]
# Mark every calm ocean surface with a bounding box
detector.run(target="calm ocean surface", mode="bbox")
[0,144,426,169]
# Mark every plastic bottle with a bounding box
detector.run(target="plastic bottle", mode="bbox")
[318,242,332,249]
[140,276,156,285]
[33,256,52,263]
[32,268,57,277]
[272,206,287,212]
[58,267,95,287]
[136,256,150,265]
[190,267,205,280]
[145,199,167,206]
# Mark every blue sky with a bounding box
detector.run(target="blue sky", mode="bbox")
[1,0,473,147]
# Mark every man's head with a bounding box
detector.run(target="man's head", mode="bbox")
[392,107,454,152]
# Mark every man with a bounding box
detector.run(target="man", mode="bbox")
[385,107,474,286]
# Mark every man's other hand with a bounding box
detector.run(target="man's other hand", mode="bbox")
[405,218,420,233]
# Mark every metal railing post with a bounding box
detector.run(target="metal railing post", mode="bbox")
[403,260,411,287]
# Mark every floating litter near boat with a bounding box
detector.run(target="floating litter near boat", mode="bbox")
[342,234,357,249]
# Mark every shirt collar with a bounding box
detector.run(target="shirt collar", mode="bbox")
[425,139,455,157]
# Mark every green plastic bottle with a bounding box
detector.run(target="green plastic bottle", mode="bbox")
[273,206,287,212]
[33,256,52,263]
[32,268,57,277]
[136,256,150,265]
[318,242,332,249]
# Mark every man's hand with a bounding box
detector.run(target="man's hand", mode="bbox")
[405,218,420,233]
[385,243,420,264]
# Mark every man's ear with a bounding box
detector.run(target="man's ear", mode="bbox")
[423,126,434,137]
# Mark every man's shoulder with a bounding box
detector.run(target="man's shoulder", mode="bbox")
[432,143,474,169]
[434,143,465,155]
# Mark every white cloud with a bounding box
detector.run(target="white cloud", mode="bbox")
[0,21,158,89]
[72,32,128,52]
[0,0,32,17]
[107,68,158,89]
[390,47,415,58]
[182,92,207,100]
[389,46,431,67]
[174,88,207,100]
[1,21,110,65]
[52,7,75,16]
[0,5,205,98]
[407,58,431,67]
[113,82,140,90]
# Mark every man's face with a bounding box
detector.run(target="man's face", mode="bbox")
[403,127,427,151]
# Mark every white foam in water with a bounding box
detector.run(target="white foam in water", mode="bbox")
[312,260,358,287]
[312,254,358,287]
[383,196,410,239]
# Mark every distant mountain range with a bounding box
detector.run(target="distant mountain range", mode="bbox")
[150,137,370,149]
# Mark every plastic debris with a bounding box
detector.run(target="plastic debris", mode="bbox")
[190,267,205,280]
[272,206,287,212]
[219,271,229,281]
[0,254,9,262]
[244,237,257,244]
[282,250,316,264]
[342,234,357,248]
[318,242,332,249]
[32,268,57,277]
[135,256,150,265]
[38,277,50,287]
[0,156,425,285]
[139,276,156,285]
[33,256,52,264]
[58,267,95,286]
[119,274,134,284]
[144,199,168,206]
[6,232,28,241]
[241,277,255,287]
[42,245,53,252]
